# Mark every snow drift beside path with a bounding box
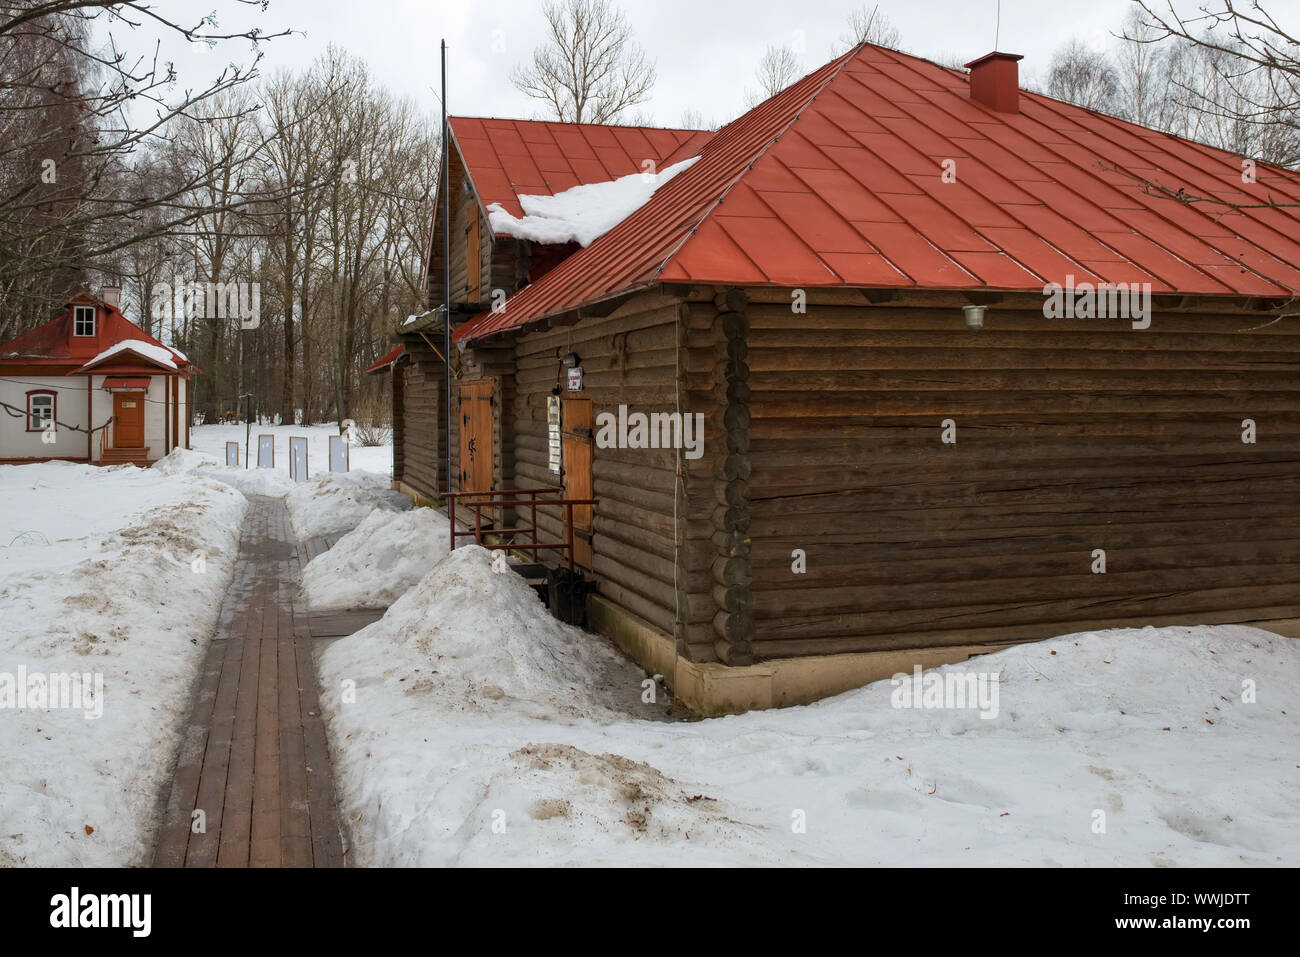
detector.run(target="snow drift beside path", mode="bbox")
[0,462,247,866]
[487,157,699,247]
[155,448,406,540]
[319,549,1300,866]
[300,507,451,611]
[189,423,393,477]
[287,471,410,540]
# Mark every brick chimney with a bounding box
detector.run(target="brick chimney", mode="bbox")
[101,285,122,308]
[964,51,1023,113]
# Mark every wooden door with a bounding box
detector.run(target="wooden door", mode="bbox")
[114,392,145,447]
[561,397,593,569]
[457,379,494,493]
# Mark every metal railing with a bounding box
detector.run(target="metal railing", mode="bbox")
[443,487,597,571]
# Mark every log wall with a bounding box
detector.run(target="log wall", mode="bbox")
[735,295,1300,658]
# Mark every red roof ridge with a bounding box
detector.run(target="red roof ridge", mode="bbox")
[651,44,866,280]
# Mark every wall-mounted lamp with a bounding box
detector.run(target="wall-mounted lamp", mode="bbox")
[563,351,581,368]
[962,304,986,331]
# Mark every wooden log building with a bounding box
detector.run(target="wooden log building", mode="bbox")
[373,43,1300,714]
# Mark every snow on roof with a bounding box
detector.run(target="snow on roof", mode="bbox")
[486,157,700,248]
[88,338,179,370]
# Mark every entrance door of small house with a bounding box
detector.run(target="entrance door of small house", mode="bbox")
[457,379,493,493]
[114,392,145,447]
[561,397,593,569]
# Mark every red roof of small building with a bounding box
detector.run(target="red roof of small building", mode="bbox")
[364,345,405,374]
[0,292,193,374]
[450,116,712,221]
[455,42,1300,344]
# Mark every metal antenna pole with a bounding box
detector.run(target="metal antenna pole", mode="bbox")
[442,38,453,502]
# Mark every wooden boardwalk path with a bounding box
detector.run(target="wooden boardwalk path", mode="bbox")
[153,496,345,868]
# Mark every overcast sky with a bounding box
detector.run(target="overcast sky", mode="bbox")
[114,0,1297,127]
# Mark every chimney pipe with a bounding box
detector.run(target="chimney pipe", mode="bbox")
[964,51,1023,113]
[101,286,122,308]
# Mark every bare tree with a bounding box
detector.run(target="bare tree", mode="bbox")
[1045,39,1122,112]
[744,44,803,109]
[1127,1,1299,167]
[0,1,293,328]
[837,3,903,53]
[511,0,656,124]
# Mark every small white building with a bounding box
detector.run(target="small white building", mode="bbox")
[0,290,195,466]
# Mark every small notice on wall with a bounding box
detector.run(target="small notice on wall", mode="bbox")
[567,366,583,391]
[547,395,562,475]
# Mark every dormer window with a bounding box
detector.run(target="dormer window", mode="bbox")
[73,305,96,337]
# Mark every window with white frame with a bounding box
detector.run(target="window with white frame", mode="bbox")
[73,305,95,337]
[27,391,55,431]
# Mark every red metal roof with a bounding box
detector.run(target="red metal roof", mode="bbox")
[450,116,711,220]
[455,42,1300,344]
[364,345,405,374]
[0,293,193,372]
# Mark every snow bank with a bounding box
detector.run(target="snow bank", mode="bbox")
[319,557,1300,867]
[487,157,699,247]
[0,462,247,866]
[287,471,410,540]
[300,507,450,611]
[154,447,296,498]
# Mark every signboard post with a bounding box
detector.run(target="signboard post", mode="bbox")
[289,436,309,483]
[328,434,350,473]
[257,434,275,469]
[225,442,239,467]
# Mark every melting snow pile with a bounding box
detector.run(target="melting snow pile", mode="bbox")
[287,471,410,540]
[300,507,451,611]
[487,157,699,247]
[319,554,1300,867]
[154,447,405,539]
[0,461,246,865]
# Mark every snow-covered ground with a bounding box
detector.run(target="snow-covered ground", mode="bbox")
[0,461,246,866]
[189,422,393,477]
[300,507,450,611]
[319,544,1300,867]
[170,429,408,540]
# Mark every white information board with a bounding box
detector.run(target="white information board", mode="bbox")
[257,434,275,469]
[225,442,239,467]
[289,436,309,483]
[328,434,349,473]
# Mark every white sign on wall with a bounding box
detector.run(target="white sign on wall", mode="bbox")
[566,366,583,391]
[289,436,309,483]
[546,395,562,475]
[257,434,275,468]
[328,434,349,473]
